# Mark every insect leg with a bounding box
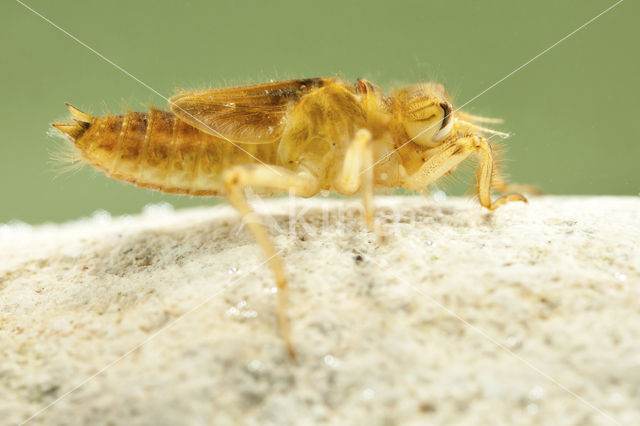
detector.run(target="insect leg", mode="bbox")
[333,129,381,234]
[222,164,320,358]
[470,136,528,210]
[402,136,527,210]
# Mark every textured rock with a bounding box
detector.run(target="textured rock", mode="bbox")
[1,196,639,425]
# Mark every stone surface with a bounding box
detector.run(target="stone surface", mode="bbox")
[1,196,639,426]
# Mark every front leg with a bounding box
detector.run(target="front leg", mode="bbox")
[222,164,320,358]
[402,135,527,210]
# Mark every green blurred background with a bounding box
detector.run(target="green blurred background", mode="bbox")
[1,0,638,224]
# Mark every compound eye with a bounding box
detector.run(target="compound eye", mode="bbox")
[433,102,453,141]
[439,102,452,129]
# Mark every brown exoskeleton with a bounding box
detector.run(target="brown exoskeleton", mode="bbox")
[52,77,527,357]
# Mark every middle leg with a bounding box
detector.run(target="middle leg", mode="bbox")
[333,129,381,234]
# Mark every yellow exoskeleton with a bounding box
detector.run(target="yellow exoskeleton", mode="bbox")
[53,77,528,358]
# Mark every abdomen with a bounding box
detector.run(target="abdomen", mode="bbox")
[60,109,278,196]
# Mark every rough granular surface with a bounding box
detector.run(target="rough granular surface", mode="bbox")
[1,196,639,425]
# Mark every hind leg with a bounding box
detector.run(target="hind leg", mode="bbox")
[223,164,320,358]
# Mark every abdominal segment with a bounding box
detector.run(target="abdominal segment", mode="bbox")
[59,109,278,196]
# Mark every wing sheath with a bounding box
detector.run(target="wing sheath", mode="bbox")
[169,78,335,144]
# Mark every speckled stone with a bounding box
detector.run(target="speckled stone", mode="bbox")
[1,196,638,426]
